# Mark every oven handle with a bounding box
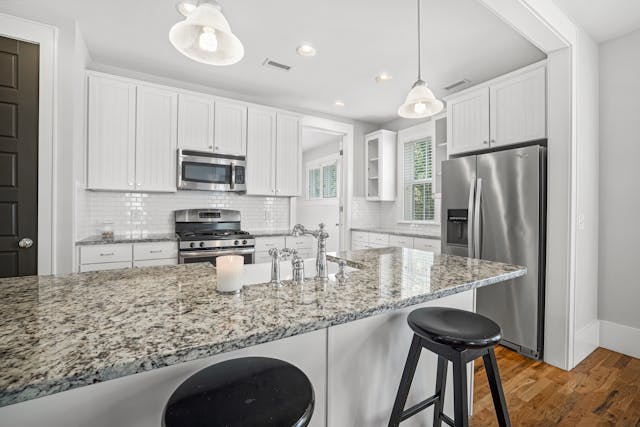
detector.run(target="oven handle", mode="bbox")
[230,162,235,191]
[179,247,256,258]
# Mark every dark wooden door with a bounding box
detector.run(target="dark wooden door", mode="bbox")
[0,36,39,278]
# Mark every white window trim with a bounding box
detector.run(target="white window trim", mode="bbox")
[396,121,440,225]
[305,153,340,204]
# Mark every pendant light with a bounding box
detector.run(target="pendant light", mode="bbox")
[169,0,244,66]
[398,0,443,118]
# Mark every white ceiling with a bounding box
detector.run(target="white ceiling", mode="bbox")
[301,128,342,152]
[554,0,640,43]
[3,0,545,124]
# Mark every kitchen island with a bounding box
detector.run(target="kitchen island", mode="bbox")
[0,247,525,426]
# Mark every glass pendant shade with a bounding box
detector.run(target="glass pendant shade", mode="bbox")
[397,80,444,118]
[169,1,244,66]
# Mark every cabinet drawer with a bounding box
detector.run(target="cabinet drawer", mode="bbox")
[133,242,178,261]
[133,258,178,268]
[255,236,286,253]
[80,261,132,272]
[389,235,414,248]
[351,231,369,243]
[80,244,132,264]
[254,251,273,264]
[351,241,367,251]
[369,233,390,246]
[413,238,441,253]
[286,236,314,250]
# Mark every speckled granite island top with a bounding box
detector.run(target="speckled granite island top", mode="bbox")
[0,247,525,407]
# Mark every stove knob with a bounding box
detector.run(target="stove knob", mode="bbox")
[199,242,205,248]
[242,240,247,245]
[234,240,240,245]
[189,242,195,248]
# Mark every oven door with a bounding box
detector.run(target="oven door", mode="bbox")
[178,151,246,192]
[178,247,255,266]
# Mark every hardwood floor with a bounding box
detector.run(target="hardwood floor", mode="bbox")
[470,346,640,426]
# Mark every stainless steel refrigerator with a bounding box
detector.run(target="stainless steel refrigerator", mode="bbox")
[441,145,546,359]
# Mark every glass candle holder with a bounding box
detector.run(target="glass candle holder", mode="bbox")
[216,255,244,294]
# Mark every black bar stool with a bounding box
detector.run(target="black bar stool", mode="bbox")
[164,357,314,427]
[388,307,510,427]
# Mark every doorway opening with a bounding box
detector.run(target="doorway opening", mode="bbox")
[296,127,344,253]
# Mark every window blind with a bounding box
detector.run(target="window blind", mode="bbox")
[308,168,321,199]
[403,137,435,221]
[322,164,337,198]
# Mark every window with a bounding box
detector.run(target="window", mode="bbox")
[403,136,435,221]
[306,156,339,200]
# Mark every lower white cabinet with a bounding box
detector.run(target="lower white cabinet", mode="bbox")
[253,236,315,264]
[79,242,178,272]
[351,231,441,253]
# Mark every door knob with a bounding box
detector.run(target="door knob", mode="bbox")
[18,238,33,248]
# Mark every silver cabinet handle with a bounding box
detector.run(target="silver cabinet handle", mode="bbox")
[18,238,33,248]
[467,177,476,258]
[490,139,495,143]
[483,140,489,144]
[150,250,162,254]
[100,252,115,256]
[474,179,483,258]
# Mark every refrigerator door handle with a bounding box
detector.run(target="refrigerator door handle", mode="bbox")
[467,177,476,257]
[474,178,483,258]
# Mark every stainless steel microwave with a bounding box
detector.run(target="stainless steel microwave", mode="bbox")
[177,149,247,192]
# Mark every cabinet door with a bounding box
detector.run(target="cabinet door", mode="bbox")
[447,87,489,155]
[490,66,546,148]
[246,108,276,195]
[214,100,247,155]
[275,113,300,196]
[87,75,136,190]
[135,85,178,192]
[177,93,214,152]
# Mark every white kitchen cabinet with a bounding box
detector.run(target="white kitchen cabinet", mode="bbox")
[275,113,301,196]
[365,130,397,201]
[446,62,546,156]
[87,75,136,191]
[246,108,277,195]
[369,232,390,246]
[254,236,286,264]
[447,87,490,156]
[80,262,133,273]
[414,237,441,253]
[79,241,178,272]
[135,85,178,192]
[177,93,215,152]
[214,100,247,156]
[133,242,178,261]
[490,66,546,148]
[285,235,315,258]
[80,243,132,265]
[389,235,414,248]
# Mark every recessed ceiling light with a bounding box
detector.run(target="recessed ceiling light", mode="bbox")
[334,100,345,107]
[296,44,317,57]
[176,0,198,16]
[375,72,393,82]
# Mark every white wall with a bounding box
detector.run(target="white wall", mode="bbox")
[598,29,640,332]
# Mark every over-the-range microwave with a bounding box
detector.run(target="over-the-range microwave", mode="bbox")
[177,149,246,192]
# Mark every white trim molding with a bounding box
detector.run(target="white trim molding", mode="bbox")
[0,13,58,275]
[573,319,599,365]
[599,320,640,360]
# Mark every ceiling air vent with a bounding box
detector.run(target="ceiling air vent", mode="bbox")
[262,58,291,72]
[444,79,471,92]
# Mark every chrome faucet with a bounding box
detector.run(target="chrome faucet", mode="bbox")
[292,223,329,281]
[268,247,296,287]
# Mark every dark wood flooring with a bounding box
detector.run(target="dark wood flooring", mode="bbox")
[471,346,640,426]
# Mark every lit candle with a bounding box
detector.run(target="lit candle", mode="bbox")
[216,255,244,294]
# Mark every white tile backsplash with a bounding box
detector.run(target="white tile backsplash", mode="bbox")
[76,189,290,239]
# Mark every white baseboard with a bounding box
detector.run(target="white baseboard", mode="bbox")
[599,320,640,359]
[573,319,600,367]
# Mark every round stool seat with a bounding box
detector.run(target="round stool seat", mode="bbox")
[164,357,314,427]
[408,307,502,349]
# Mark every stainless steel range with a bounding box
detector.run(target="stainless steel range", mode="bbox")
[175,209,255,266]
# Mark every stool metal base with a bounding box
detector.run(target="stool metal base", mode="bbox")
[388,334,511,427]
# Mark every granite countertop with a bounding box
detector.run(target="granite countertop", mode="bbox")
[76,233,178,246]
[0,248,525,407]
[351,227,441,240]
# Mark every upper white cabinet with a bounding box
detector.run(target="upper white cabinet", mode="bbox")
[447,87,490,155]
[246,108,300,197]
[365,130,396,201]
[214,100,247,156]
[276,113,301,196]
[87,75,136,191]
[87,74,177,192]
[135,85,178,192]
[489,66,546,148]
[177,93,215,152]
[246,107,276,195]
[446,63,546,156]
